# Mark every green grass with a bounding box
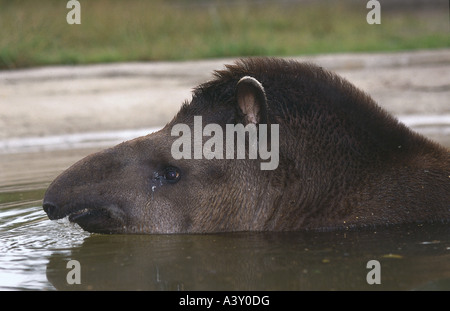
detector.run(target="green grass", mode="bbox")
[0,0,448,69]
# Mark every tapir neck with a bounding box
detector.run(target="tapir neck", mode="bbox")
[355,149,450,227]
[268,134,449,231]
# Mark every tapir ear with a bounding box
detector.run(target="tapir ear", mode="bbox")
[236,76,268,125]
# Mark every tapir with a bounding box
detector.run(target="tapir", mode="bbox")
[43,58,450,234]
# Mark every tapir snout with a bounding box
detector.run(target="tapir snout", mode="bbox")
[43,145,134,233]
[43,131,194,234]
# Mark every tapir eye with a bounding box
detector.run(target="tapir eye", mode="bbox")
[163,166,181,183]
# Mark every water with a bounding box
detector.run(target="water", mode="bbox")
[0,133,449,291]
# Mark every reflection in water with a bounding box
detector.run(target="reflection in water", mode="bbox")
[45,225,450,291]
[0,204,89,290]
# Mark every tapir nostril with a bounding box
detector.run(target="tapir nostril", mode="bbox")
[43,202,58,219]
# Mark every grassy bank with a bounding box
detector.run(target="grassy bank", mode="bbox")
[0,0,448,69]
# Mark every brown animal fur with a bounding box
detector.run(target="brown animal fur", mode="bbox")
[43,58,450,234]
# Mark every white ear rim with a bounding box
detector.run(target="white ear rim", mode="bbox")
[237,76,265,94]
[236,76,267,125]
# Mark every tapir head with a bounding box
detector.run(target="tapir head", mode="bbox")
[43,58,450,234]
[43,73,277,234]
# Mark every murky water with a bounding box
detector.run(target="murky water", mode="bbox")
[0,130,449,291]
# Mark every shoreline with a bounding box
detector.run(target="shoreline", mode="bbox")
[1,49,449,149]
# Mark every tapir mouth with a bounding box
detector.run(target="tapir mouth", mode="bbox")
[67,207,92,222]
[43,201,126,234]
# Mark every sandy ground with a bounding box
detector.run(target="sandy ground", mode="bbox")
[0,49,449,148]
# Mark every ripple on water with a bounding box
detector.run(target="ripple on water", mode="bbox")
[0,202,90,290]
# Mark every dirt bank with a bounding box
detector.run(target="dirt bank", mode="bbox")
[1,49,449,147]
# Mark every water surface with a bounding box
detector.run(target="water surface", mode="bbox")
[0,135,449,291]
